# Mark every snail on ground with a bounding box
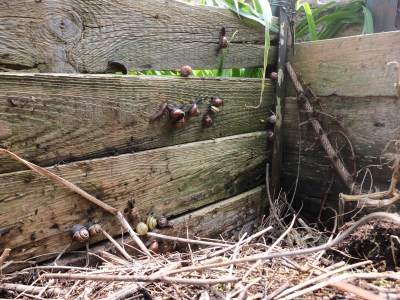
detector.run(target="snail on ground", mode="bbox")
[70,224,89,243]
[157,216,169,228]
[136,222,149,236]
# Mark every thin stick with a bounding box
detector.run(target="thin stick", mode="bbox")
[40,273,239,286]
[0,248,11,267]
[100,228,132,261]
[0,283,65,297]
[204,226,273,259]
[104,262,182,300]
[230,277,261,298]
[146,231,230,248]
[227,233,247,294]
[328,281,383,300]
[276,260,373,299]
[164,212,400,276]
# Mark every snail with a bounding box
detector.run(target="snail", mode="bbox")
[211,96,223,107]
[146,215,158,231]
[210,105,220,114]
[174,117,185,129]
[70,224,89,243]
[149,101,168,123]
[268,114,277,124]
[157,216,169,228]
[270,72,278,83]
[187,103,200,117]
[87,223,102,237]
[219,36,229,49]
[178,66,193,77]
[168,107,185,121]
[203,115,213,127]
[136,222,149,235]
[267,131,275,142]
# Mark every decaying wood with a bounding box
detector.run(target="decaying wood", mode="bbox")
[0,0,277,73]
[270,4,292,196]
[288,31,400,97]
[0,132,269,271]
[0,73,274,174]
[285,62,360,194]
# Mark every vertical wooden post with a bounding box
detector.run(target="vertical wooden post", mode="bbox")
[270,5,291,197]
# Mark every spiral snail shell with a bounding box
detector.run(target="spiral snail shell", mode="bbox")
[178,65,193,77]
[203,115,213,127]
[87,223,102,237]
[136,222,149,235]
[268,114,277,124]
[267,131,275,142]
[157,216,169,228]
[211,96,223,107]
[146,215,158,231]
[70,224,90,243]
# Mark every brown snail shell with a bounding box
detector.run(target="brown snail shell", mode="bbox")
[267,131,275,142]
[87,223,102,237]
[203,115,213,127]
[268,115,277,124]
[136,222,149,235]
[178,65,193,77]
[270,72,278,82]
[157,216,169,228]
[174,117,185,129]
[70,224,89,243]
[170,108,185,120]
[188,103,200,117]
[211,96,223,107]
[219,36,229,49]
[146,215,157,231]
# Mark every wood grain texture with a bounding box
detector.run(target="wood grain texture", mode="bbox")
[0,132,271,265]
[288,31,400,97]
[281,96,400,213]
[0,73,275,174]
[0,0,277,73]
[2,186,265,273]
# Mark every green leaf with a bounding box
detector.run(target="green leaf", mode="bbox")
[297,2,318,41]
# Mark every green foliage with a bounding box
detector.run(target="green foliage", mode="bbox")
[295,0,374,41]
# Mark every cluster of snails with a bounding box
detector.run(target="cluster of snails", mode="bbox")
[136,214,169,236]
[125,201,169,236]
[150,96,223,129]
[202,96,223,127]
[70,222,102,243]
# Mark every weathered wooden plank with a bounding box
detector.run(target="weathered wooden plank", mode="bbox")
[0,0,277,73]
[281,96,400,212]
[0,132,271,265]
[288,31,400,97]
[2,186,265,273]
[0,73,274,174]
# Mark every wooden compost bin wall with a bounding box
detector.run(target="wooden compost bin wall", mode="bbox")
[0,0,275,271]
[282,31,400,221]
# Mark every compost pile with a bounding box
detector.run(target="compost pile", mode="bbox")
[1,212,399,300]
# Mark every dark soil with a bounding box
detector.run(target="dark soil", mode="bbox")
[335,218,400,271]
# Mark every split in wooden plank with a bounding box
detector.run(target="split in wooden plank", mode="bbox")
[0,132,270,266]
[0,0,277,73]
[0,73,275,174]
[288,31,400,97]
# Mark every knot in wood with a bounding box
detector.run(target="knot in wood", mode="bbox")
[44,12,82,43]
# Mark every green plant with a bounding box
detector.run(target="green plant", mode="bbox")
[295,0,374,41]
